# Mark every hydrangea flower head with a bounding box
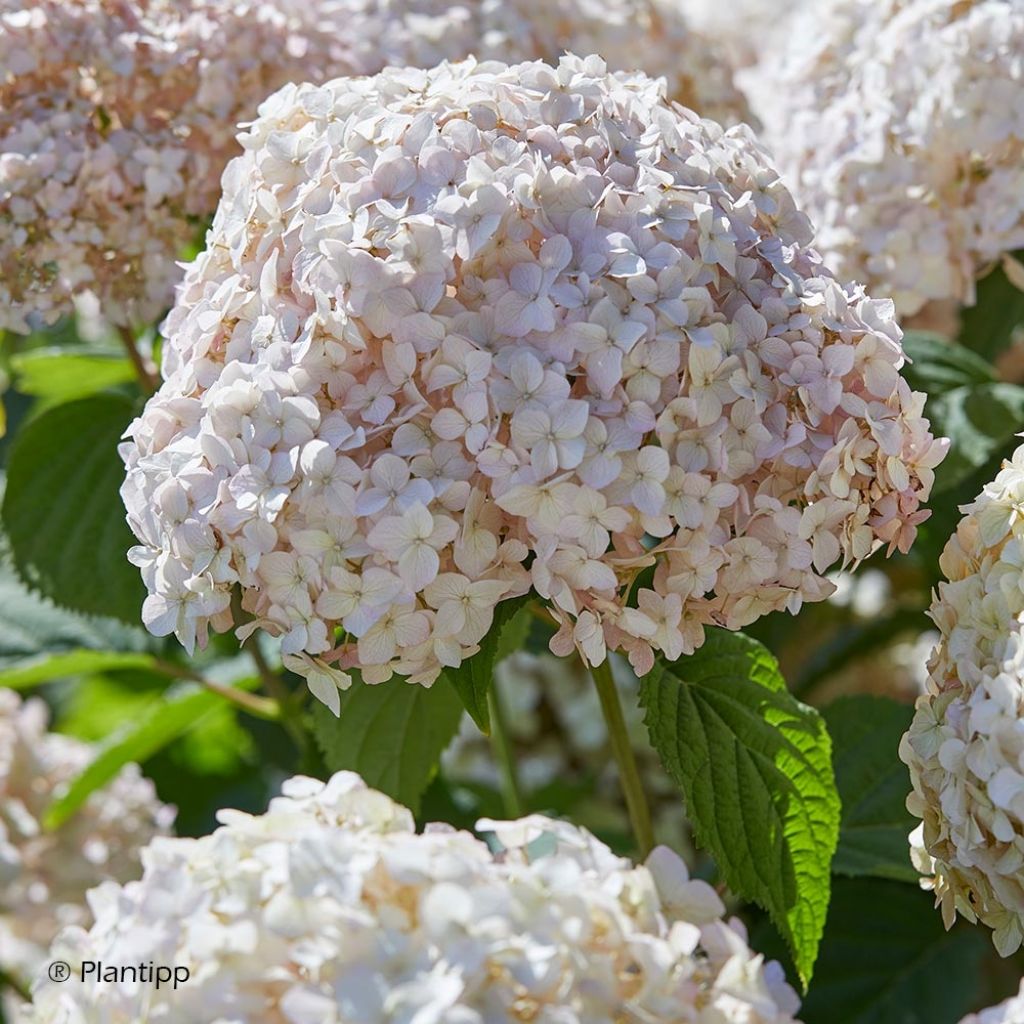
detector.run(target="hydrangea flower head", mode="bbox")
[0,689,173,991]
[743,0,1024,316]
[121,55,945,708]
[0,0,745,331]
[24,770,802,1023]
[902,442,1024,956]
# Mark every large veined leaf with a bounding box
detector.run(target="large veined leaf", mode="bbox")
[927,382,1024,494]
[310,674,464,814]
[756,878,988,1024]
[639,629,840,986]
[1,394,145,622]
[825,696,918,882]
[442,595,532,734]
[43,678,260,829]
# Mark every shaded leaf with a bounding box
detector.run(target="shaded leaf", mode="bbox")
[2,394,145,622]
[310,675,464,814]
[639,629,840,987]
[444,595,532,734]
[755,878,987,1024]
[959,252,1024,361]
[825,696,918,882]
[900,332,995,395]
[927,382,1024,494]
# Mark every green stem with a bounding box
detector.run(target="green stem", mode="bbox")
[589,657,655,857]
[488,684,524,818]
[117,324,158,393]
[247,640,308,750]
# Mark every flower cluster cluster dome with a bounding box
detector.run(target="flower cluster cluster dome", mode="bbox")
[24,770,802,1023]
[743,0,1024,317]
[902,441,1024,956]
[0,0,746,332]
[0,689,173,991]
[120,55,946,710]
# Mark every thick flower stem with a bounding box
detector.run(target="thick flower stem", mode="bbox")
[488,684,524,818]
[589,657,655,857]
[117,324,159,393]
[247,641,309,751]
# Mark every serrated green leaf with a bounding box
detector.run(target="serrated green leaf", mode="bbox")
[43,678,259,829]
[959,252,1024,361]
[11,348,135,404]
[0,648,157,690]
[755,878,988,1024]
[824,696,918,882]
[927,382,1024,494]
[900,332,995,395]
[1,394,145,622]
[443,595,532,734]
[0,562,146,669]
[310,675,464,814]
[639,629,840,987]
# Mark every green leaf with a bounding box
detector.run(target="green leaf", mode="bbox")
[443,595,532,734]
[900,331,995,396]
[43,678,259,829]
[757,878,987,1024]
[10,348,135,404]
[825,696,918,882]
[1,394,145,622]
[639,629,840,987]
[310,675,465,814]
[959,252,1024,361]
[0,561,146,670]
[0,648,156,690]
[927,382,1024,494]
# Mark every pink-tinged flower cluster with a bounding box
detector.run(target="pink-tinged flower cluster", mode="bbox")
[0,689,173,993]
[0,0,746,333]
[742,0,1024,317]
[901,442,1024,957]
[121,55,945,711]
[24,771,802,1023]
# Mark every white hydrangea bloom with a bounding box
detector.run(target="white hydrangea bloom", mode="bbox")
[121,55,945,709]
[958,982,1024,1024]
[0,0,745,332]
[901,442,1024,956]
[743,0,1024,316]
[0,689,173,992]
[23,770,802,1023]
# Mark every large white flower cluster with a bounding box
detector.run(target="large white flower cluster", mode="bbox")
[24,770,801,1023]
[0,0,745,333]
[120,55,945,709]
[743,0,1024,317]
[959,982,1024,1024]
[901,442,1024,956]
[0,689,173,990]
